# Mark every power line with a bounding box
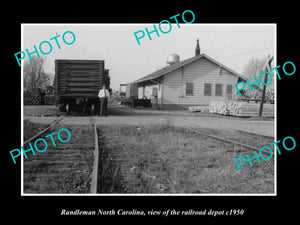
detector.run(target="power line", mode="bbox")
[215,46,274,59]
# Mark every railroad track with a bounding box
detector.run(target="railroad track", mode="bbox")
[23,117,100,194]
[184,127,275,156]
[23,117,274,194]
[93,124,275,194]
[232,129,274,140]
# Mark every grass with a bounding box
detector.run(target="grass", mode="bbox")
[23,119,274,194]
[23,119,49,141]
[23,123,94,193]
[98,124,274,194]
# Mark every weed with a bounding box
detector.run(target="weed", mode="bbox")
[98,124,274,194]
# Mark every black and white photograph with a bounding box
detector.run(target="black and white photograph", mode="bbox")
[4,5,298,223]
[21,24,276,195]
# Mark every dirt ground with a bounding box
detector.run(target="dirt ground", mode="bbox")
[97,124,274,194]
[23,123,95,193]
[23,105,275,194]
[23,104,275,137]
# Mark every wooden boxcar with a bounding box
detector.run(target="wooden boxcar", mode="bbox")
[54,59,105,115]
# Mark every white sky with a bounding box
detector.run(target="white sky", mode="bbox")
[22,24,275,91]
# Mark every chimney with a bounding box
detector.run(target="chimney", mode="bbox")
[195,39,200,56]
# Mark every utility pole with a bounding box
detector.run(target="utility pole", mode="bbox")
[259,55,274,117]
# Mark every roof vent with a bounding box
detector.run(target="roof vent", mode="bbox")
[167,54,180,65]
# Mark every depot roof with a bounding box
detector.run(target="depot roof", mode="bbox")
[133,53,247,83]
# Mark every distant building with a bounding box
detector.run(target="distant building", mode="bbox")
[130,40,246,109]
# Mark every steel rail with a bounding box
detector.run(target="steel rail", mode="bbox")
[23,117,64,145]
[232,129,274,140]
[184,127,265,152]
[90,123,99,194]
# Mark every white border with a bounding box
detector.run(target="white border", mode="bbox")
[274,24,277,196]
[21,23,24,195]
[21,23,277,196]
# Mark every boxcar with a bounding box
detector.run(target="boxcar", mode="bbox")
[54,59,106,115]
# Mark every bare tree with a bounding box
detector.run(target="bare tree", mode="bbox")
[242,57,274,100]
[23,56,52,92]
[103,69,112,93]
[243,57,266,83]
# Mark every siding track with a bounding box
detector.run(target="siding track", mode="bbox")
[184,127,275,156]
[23,117,100,194]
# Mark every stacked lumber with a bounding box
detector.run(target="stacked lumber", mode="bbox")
[208,101,230,115]
[44,95,55,105]
[188,106,207,112]
[24,91,55,105]
[208,101,274,117]
[24,91,40,105]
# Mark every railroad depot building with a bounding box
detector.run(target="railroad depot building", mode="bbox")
[127,40,246,109]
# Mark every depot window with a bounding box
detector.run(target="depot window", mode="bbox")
[204,83,212,96]
[215,83,223,96]
[186,83,194,96]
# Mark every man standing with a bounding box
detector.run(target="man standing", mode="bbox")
[98,84,110,116]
